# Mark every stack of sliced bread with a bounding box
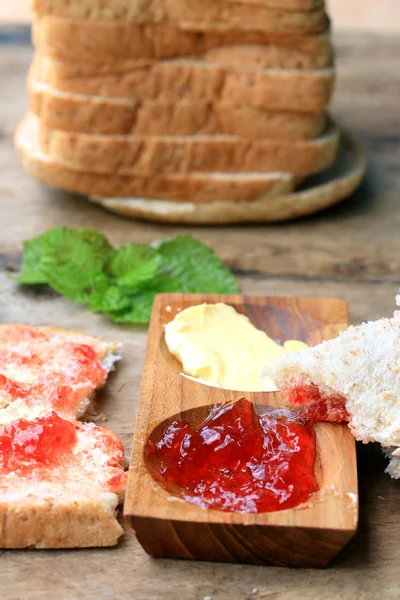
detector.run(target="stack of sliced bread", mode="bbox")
[16,0,339,221]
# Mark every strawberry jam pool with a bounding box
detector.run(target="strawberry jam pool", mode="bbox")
[145,398,319,513]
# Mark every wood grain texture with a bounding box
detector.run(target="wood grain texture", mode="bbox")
[1,29,400,600]
[124,293,357,567]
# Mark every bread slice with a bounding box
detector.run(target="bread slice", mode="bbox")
[32,18,332,69]
[219,0,322,7]
[30,80,326,140]
[15,114,298,201]
[0,414,125,547]
[35,115,339,177]
[0,324,122,424]
[263,307,400,477]
[32,0,323,19]
[32,1,328,34]
[31,54,334,113]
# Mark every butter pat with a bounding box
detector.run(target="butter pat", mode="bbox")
[164,303,308,392]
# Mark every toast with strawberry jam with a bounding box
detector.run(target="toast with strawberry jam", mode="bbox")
[264,299,400,478]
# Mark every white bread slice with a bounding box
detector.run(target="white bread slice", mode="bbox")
[30,79,326,140]
[30,55,334,113]
[32,1,328,34]
[32,18,332,69]
[0,416,125,548]
[15,114,298,201]
[263,307,400,477]
[36,116,339,178]
[0,324,122,424]
[32,0,323,19]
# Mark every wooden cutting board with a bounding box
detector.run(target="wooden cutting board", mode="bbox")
[124,293,358,568]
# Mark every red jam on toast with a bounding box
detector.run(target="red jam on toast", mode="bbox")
[0,326,107,417]
[0,411,77,474]
[284,383,349,422]
[0,411,126,494]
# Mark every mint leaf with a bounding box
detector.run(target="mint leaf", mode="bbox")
[38,228,114,303]
[88,285,131,313]
[105,290,156,324]
[13,228,239,324]
[12,235,48,284]
[156,235,239,294]
[109,244,161,290]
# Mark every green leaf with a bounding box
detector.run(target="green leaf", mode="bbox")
[12,235,48,284]
[104,280,175,324]
[109,244,162,290]
[39,228,114,303]
[87,285,131,313]
[155,234,239,294]
[13,228,239,325]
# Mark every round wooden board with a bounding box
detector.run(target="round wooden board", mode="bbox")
[89,130,366,225]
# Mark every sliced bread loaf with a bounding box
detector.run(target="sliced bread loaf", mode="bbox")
[32,0,323,18]
[0,324,121,424]
[215,0,322,8]
[16,116,365,224]
[32,1,328,34]
[15,114,297,201]
[32,18,331,69]
[35,113,339,177]
[87,146,364,222]
[30,80,326,139]
[0,414,125,547]
[31,56,334,113]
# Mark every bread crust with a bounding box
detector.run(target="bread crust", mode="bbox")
[0,495,122,548]
[32,0,328,33]
[30,80,326,140]
[36,116,338,177]
[31,54,334,113]
[16,115,299,201]
[32,18,331,69]
[32,0,323,19]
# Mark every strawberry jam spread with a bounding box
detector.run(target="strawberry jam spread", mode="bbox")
[0,326,106,416]
[90,426,127,494]
[146,398,318,513]
[0,411,77,474]
[284,383,349,423]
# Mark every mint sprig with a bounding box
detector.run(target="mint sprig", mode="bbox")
[12,228,239,324]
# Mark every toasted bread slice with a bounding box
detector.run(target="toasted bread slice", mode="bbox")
[0,414,125,548]
[0,324,121,424]
[15,114,298,201]
[32,1,328,34]
[35,113,338,177]
[32,18,331,69]
[31,54,334,113]
[263,305,400,477]
[30,79,326,140]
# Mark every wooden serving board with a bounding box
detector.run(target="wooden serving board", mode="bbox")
[124,293,358,568]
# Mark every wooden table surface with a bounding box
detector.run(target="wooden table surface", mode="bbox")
[1,27,400,600]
